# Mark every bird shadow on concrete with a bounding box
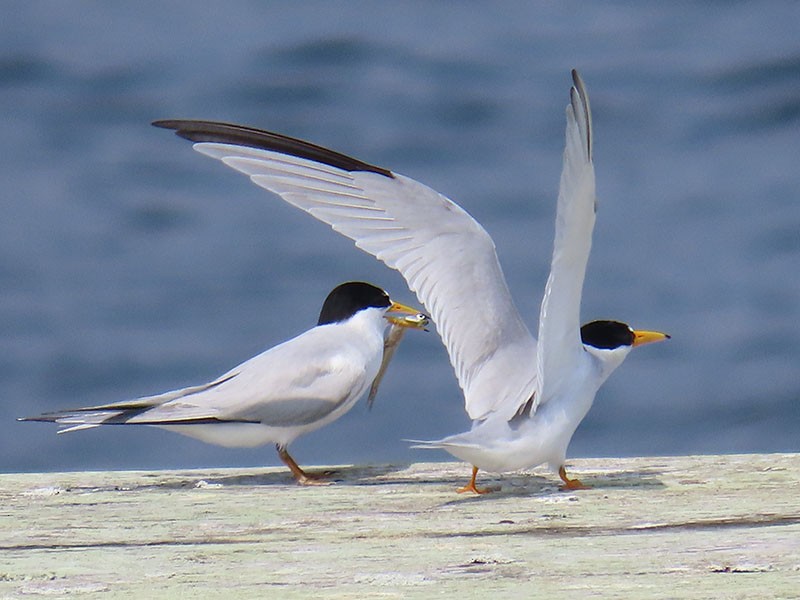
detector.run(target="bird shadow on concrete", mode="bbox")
[434,467,668,505]
[57,463,666,494]
[121,463,413,490]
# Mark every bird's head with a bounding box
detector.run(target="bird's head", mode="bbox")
[317,282,428,330]
[580,320,670,376]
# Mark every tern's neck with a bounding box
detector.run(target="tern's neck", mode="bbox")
[339,307,388,339]
[583,344,632,384]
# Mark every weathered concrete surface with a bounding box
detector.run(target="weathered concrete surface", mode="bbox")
[1,454,798,598]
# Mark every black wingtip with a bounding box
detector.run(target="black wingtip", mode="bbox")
[153,119,394,178]
[568,69,592,162]
[18,415,53,423]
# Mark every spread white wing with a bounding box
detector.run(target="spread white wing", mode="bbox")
[153,120,538,421]
[536,70,596,405]
[152,70,594,421]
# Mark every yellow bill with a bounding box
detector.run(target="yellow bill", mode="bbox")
[632,330,671,347]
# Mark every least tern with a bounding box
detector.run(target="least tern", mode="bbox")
[152,70,669,492]
[21,282,427,484]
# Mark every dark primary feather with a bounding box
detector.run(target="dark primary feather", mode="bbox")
[570,69,592,161]
[22,412,259,426]
[153,119,394,178]
[18,374,241,426]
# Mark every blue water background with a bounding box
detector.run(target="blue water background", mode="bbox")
[2,2,798,472]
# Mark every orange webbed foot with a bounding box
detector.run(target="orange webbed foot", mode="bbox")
[277,445,335,486]
[456,466,499,494]
[296,473,334,487]
[558,465,591,491]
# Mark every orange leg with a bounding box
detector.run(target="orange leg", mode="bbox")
[277,445,332,486]
[456,465,495,494]
[559,465,591,490]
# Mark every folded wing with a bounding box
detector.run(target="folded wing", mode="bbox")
[21,328,369,431]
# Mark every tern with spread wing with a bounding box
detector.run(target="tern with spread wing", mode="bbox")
[22,282,427,485]
[151,70,669,492]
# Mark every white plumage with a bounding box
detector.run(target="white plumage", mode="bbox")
[150,70,668,492]
[22,282,426,484]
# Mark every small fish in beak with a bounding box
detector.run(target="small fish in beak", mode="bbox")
[369,310,430,408]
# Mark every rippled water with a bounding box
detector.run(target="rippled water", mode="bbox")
[2,2,798,472]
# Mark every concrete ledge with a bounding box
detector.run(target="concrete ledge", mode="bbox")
[1,454,798,598]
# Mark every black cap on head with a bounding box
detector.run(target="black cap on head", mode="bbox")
[580,320,634,350]
[318,282,391,325]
